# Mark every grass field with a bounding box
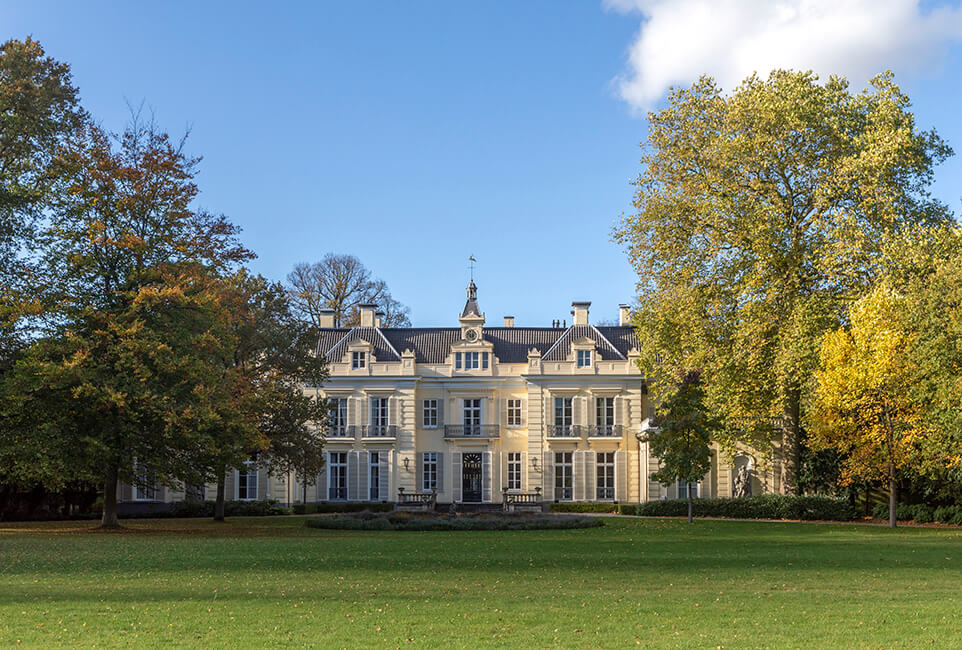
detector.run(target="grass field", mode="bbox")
[1,516,960,648]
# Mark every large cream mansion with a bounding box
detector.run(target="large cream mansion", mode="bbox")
[118,282,780,509]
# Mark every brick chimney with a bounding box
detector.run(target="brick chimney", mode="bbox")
[503,315,514,328]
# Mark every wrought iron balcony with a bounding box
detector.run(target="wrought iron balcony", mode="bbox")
[327,425,352,438]
[362,425,397,437]
[587,424,623,437]
[547,424,582,438]
[443,424,500,438]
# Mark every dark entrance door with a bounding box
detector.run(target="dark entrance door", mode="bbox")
[462,453,483,502]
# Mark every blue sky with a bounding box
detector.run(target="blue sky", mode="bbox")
[4,1,962,326]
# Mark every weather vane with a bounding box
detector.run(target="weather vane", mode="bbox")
[468,255,477,281]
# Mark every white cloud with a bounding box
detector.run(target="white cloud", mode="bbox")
[606,0,962,111]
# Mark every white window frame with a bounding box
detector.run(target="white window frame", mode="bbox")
[596,452,615,500]
[507,452,522,491]
[369,451,380,501]
[678,478,699,499]
[351,351,366,369]
[423,399,438,428]
[463,398,482,435]
[596,396,614,434]
[577,349,592,367]
[423,452,438,492]
[133,462,156,501]
[328,451,348,500]
[554,397,573,427]
[370,397,389,427]
[554,451,573,501]
[506,399,523,428]
[328,398,348,435]
[237,461,258,501]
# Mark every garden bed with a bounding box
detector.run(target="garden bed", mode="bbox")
[305,510,603,531]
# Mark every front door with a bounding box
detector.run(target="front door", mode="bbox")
[462,453,483,502]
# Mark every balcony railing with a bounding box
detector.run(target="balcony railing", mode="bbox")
[362,425,397,437]
[587,424,623,437]
[547,424,581,437]
[327,425,352,438]
[443,424,500,438]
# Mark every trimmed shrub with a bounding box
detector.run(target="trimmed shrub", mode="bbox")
[911,504,934,524]
[871,502,937,523]
[166,499,289,517]
[550,502,620,514]
[292,502,393,515]
[621,494,855,521]
[168,500,213,518]
[305,511,604,532]
[223,500,291,516]
[934,505,962,526]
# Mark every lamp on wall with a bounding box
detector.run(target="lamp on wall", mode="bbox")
[530,456,539,472]
[403,457,410,471]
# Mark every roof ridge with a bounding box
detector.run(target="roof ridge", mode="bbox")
[373,327,401,360]
[589,324,627,360]
[541,326,573,360]
[324,328,355,361]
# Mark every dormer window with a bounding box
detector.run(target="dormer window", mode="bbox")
[352,351,366,369]
[456,351,488,370]
[577,350,592,367]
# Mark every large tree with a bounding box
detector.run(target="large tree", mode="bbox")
[0,37,86,360]
[287,254,410,328]
[2,114,252,527]
[614,70,952,492]
[2,268,236,526]
[203,270,327,520]
[643,370,714,523]
[883,225,962,502]
[811,283,927,527]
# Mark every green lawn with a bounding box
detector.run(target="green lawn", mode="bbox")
[1,516,959,648]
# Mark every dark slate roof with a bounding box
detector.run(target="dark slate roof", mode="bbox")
[382,328,462,363]
[542,324,632,361]
[482,327,564,362]
[595,326,641,359]
[321,327,401,362]
[318,324,640,365]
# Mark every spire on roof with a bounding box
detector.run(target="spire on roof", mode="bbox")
[462,278,481,318]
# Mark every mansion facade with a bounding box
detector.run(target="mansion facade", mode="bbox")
[117,282,783,509]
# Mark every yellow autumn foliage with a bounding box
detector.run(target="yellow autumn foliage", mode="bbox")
[811,283,927,484]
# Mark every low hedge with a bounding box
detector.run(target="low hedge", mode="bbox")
[933,505,962,525]
[292,502,393,515]
[167,499,291,517]
[870,503,962,524]
[614,494,856,521]
[305,511,603,531]
[550,502,620,514]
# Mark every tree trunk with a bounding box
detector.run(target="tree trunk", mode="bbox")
[687,483,693,524]
[786,391,803,496]
[101,464,120,529]
[882,404,897,528]
[214,471,226,521]
[302,477,307,506]
[888,462,897,529]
